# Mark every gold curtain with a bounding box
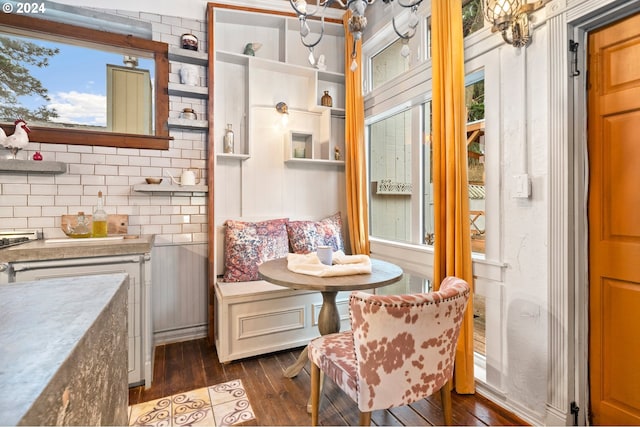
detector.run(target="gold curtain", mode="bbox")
[431,0,475,394]
[343,10,370,255]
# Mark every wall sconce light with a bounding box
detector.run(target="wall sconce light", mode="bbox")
[276,102,289,126]
[483,0,550,48]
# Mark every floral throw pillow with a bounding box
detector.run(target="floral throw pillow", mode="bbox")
[223,218,289,282]
[286,212,344,254]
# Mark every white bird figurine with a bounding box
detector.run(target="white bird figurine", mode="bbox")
[3,118,31,159]
[0,126,6,145]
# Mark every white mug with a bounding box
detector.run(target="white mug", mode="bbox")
[316,246,333,266]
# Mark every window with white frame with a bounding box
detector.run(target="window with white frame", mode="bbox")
[368,73,485,255]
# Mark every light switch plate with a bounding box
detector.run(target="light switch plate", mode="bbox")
[513,174,531,198]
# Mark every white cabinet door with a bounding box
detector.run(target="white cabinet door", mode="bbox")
[11,255,146,386]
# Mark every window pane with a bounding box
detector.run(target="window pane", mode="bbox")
[465,79,485,254]
[422,101,434,245]
[371,38,410,90]
[463,0,485,37]
[369,109,412,242]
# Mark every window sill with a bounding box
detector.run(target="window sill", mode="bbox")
[0,124,172,150]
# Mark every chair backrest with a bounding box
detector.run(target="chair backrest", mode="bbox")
[349,276,470,412]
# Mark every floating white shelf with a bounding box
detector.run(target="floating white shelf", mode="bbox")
[168,82,208,99]
[284,158,344,166]
[133,184,208,195]
[168,47,208,66]
[216,153,250,161]
[0,159,66,174]
[167,117,209,130]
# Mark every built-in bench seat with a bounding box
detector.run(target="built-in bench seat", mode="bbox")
[213,214,357,364]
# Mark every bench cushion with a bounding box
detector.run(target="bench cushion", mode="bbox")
[222,218,289,282]
[286,212,344,254]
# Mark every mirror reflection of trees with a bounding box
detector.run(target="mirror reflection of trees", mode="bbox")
[0,35,59,122]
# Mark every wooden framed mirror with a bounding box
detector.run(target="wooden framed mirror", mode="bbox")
[0,13,170,150]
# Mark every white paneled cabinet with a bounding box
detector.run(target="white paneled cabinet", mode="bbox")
[10,254,152,387]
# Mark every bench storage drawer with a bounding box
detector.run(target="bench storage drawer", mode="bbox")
[214,280,351,363]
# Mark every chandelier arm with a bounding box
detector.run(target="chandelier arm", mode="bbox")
[300,16,326,49]
[289,0,320,18]
[396,0,423,8]
[391,17,414,40]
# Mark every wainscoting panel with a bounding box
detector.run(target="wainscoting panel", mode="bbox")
[152,243,208,344]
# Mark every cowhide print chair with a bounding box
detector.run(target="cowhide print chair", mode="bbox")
[308,276,471,426]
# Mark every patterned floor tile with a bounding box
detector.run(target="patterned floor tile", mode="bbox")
[208,380,247,406]
[129,396,172,426]
[211,397,254,426]
[129,379,255,427]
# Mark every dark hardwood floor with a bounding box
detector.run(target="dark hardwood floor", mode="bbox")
[129,339,529,426]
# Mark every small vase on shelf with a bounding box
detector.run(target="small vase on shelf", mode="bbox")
[321,91,332,107]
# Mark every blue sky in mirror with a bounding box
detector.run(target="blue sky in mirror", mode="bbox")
[12,34,154,128]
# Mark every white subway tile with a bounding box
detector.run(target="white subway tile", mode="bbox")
[30,185,57,195]
[81,153,107,165]
[68,163,95,175]
[3,184,31,195]
[15,206,42,217]
[81,175,106,186]
[105,155,129,166]
[54,196,81,207]
[28,216,55,228]
[1,218,28,228]
[95,165,119,175]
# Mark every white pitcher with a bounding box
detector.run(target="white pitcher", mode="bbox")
[167,169,200,186]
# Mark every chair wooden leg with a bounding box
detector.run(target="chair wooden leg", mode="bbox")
[440,380,453,426]
[359,411,372,426]
[310,362,320,426]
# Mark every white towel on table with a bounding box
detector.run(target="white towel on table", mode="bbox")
[287,250,372,277]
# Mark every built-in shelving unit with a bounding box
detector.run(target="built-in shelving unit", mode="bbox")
[212,7,345,162]
[0,159,67,174]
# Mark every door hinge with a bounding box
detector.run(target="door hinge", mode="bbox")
[570,401,580,426]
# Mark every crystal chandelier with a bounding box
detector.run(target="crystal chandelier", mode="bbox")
[289,0,424,70]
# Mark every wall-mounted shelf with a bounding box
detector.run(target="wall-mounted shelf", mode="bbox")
[133,184,208,195]
[167,117,209,130]
[0,159,66,174]
[168,82,208,99]
[168,47,208,66]
[285,158,344,166]
[216,153,250,161]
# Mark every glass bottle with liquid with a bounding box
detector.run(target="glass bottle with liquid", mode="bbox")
[92,191,108,237]
[223,123,234,154]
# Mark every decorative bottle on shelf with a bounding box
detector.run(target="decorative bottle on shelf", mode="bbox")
[92,191,108,238]
[223,124,235,154]
[321,90,332,107]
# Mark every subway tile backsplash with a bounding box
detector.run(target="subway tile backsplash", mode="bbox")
[0,11,208,246]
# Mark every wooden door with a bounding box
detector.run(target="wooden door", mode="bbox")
[588,12,640,426]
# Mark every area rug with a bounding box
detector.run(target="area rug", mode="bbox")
[128,379,255,426]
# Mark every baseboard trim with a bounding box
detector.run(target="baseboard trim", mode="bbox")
[153,325,207,345]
